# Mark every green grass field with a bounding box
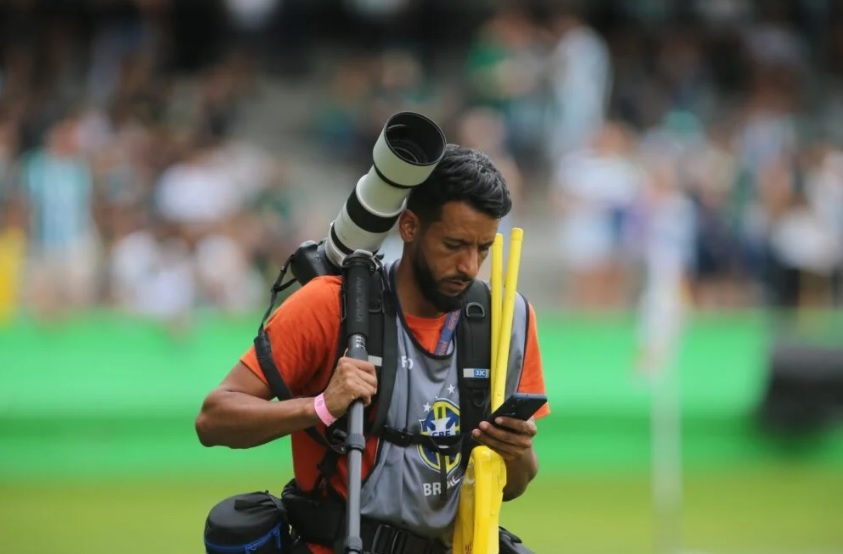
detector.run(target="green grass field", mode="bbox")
[1,310,842,553]
[1,464,841,554]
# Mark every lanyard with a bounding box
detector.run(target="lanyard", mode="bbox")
[434,311,460,355]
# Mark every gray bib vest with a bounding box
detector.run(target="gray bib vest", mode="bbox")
[359,276,530,543]
[253,261,531,545]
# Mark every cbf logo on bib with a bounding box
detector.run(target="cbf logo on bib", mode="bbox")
[418,398,461,474]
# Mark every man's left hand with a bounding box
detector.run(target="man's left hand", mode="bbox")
[471,416,537,461]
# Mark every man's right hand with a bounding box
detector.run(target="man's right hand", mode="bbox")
[322,356,378,418]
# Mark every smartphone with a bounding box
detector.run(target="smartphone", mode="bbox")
[487,392,547,427]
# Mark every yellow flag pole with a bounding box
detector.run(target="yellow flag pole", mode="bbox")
[493,227,522,411]
[490,233,504,376]
[453,228,524,554]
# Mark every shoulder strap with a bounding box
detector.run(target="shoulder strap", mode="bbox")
[252,258,335,450]
[324,266,389,441]
[253,259,297,404]
[365,276,493,468]
[369,266,397,435]
[456,280,493,468]
[255,325,331,448]
[310,265,389,492]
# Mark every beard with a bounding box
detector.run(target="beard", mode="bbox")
[411,248,471,313]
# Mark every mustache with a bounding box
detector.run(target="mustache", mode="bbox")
[443,275,472,284]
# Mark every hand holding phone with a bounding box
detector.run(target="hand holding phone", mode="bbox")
[486,392,547,430]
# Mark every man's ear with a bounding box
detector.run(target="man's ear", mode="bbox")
[398,210,420,242]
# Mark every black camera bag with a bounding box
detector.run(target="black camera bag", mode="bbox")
[204,491,290,553]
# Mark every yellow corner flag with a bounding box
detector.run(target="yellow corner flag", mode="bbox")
[453,228,523,554]
[0,225,26,324]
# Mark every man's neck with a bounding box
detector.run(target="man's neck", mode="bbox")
[394,260,443,319]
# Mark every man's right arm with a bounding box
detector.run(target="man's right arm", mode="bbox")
[195,361,321,449]
[195,356,378,449]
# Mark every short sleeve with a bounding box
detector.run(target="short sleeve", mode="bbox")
[240,276,343,396]
[517,303,550,419]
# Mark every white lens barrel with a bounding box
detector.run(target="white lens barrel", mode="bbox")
[325,112,446,268]
[325,218,388,264]
[355,173,407,219]
[371,133,439,188]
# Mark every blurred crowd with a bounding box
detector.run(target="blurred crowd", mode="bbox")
[1,0,843,328]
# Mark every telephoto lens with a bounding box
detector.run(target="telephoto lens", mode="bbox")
[291,112,446,284]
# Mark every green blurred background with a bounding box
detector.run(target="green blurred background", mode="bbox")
[2,310,841,554]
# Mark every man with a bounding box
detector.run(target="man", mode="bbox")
[20,116,100,322]
[545,5,612,158]
[196,145,550,553]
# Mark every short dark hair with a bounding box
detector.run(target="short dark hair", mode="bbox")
[405,144,512,225]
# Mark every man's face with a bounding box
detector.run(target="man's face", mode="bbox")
[405,201,499,313]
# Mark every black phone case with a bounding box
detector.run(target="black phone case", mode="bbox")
[489,393,547,422]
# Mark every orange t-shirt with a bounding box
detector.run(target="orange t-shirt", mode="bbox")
[240,275,549,553]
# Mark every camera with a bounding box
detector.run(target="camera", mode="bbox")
[290,112,446,284]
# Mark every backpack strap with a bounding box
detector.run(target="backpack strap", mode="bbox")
[456,280,493,468]
[380,425,463,504]
[324,266,389,442]
[375,276,492,501]
[369,265,398,435]
[253,259,332,450]
[312,265,390,492]
[341,275,493,471]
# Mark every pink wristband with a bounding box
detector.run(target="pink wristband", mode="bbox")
[314,393,337,426]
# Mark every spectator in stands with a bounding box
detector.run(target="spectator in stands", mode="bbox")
[463,3,548,169]
[544,4,612,159]
[108,204,196,337]
[765,148,843,310]
[552,121,643,310]
[19,115,100,322]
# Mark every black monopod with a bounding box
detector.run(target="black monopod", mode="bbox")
[339,249,379,554]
